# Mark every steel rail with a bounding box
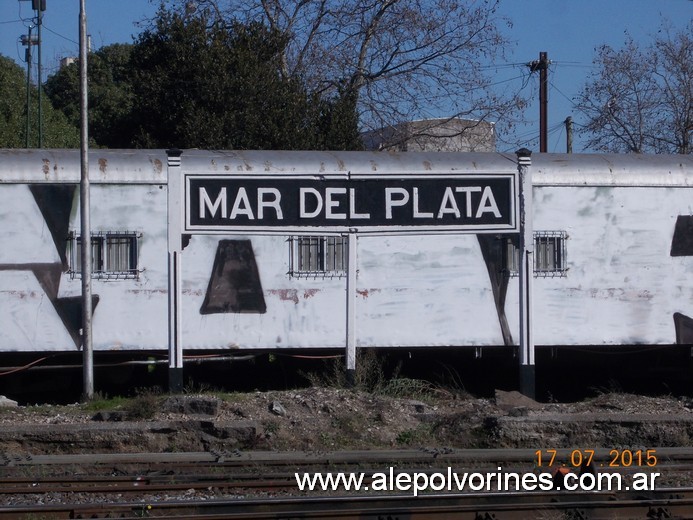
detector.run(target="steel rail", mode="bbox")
[3,446,693,466]
[0,448,688,496]
[1,489,693,519]
[1,448,690,519]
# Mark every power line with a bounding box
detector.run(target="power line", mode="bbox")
[551,122,565,153]
[548,79,576,107]
[551,61,597,70]
[42,24,78,46]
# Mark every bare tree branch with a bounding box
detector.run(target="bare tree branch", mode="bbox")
[172,0,526,143]
[576,22,692,154]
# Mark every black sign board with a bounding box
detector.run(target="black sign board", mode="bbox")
[185,175,517,234]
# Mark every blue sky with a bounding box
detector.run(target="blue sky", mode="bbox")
[1,0,691,152]
[494,0,692,152]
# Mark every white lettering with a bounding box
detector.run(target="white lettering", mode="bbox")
[437,187,461,218]
[429,473,446,491]
[413,187,433,218]
[455,186,482,217]
[229,187,254,220]
[385,188,409,219]
[397,472,412,491]
[199,187,227,219]
[197,180,509,227]
[300,188,323,218]
[257,188,283,220]
[468,473,485,491]
[349,188,370,219]
[476,186,501,218]
[650,472,660,490]
[325,187,347,220]
[413,473,428,496]
[632,472,659,491]
[538,473,553,491]
[370,472,387,492]
[453,472,468,490]
[521,473,538,491]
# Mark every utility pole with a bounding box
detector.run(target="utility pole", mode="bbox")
[528,52,549,153]
[19,0,45,147]
[20,26,35,147]
[35,0,44,148]
[565,116,573,154]
[79,0,94,401]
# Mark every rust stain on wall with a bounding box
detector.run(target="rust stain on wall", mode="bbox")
[267,289,322,304]
[587,288,654,301]
[357,289,381,299]
[268,289,299,304]
[152,158,163,175]
[4,290,39,299]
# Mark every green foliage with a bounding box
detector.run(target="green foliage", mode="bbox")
[0,55,79,148]
[45,44,135,149]
[301,350,468,403]
[129,10,360,150]
[80,389,160,419]
[124,389,161,420]
[301,349,397,393]
[395,425,434,446]
[0,56,27,147]
[43,6,362,150]
[314,89,363,151]
[83,393,129,412]
[380,377,448,402]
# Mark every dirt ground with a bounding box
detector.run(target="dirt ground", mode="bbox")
[1,387,692,454]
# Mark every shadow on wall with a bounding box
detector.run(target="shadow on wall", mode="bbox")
[671,215,693,344]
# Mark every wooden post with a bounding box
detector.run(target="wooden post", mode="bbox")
[566,116,573,154]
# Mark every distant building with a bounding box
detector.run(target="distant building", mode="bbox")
[59,36,91,70]
[59,57,76,69]
[362,118,495,152]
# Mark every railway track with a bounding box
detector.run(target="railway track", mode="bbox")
[1,448,692,519]
[1,489,693,519]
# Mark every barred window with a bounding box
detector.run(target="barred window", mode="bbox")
[289,236,348,278]
[69,231,140,280]
[505,231,568,277]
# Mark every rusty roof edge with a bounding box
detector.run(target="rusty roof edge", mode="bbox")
[0,149,691,186]
[0,149,168,184]
[176,149,519,175]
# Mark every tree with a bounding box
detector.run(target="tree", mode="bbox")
[168,0,526,147]
[129,11,348,149]
[44,8,361,150]
[576,23,692,154]
[45,44,135,148]
[0,56,26,148]
[0,55,79,148]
